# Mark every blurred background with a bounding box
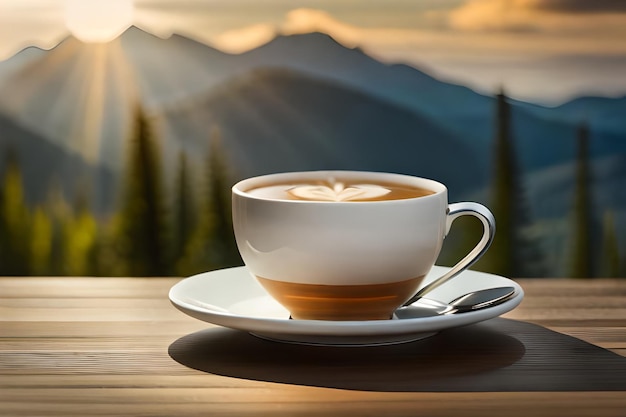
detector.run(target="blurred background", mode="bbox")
[0,0,625,278]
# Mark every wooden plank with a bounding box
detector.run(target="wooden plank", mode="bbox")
[514,278,626,292]
[548,327,626,345]
[1,277,625,416]
[0,306,185,321]
[0,321,208,337]
[0,297,175,308]
[0,277,178,298]
[0,374,257,389]
[512,296,626,308]
[1,391,626,417]
[0,336,173,351]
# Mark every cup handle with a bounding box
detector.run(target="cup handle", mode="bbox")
[402,202,496,307]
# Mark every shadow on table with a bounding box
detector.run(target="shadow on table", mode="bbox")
[168,318,626,392]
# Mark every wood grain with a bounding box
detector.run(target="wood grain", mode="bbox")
[1,276,625,417]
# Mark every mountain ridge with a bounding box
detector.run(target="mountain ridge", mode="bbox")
[0,26,624,210]
[159,66,488,198]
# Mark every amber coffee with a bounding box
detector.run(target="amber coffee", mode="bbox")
[232,171,495,321]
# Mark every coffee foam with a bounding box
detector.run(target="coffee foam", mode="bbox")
[243,175,434,203]
[287,182,391,202]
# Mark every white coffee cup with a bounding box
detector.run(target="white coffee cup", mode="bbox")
[232,171,495,321]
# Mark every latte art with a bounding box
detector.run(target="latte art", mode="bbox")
[287,182,391,202]
[244,176,435,202]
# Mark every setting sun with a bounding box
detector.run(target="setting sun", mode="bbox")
[64,0,134,43]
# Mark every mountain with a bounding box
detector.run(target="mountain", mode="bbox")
[528,152,626,220]
[144,30,626,174]
[0,27,624,206]
[2,27,625,177]
[119,28,492,123]
[238,33,494,125]
[511,95,626,135]
[0,111,117,214]
[0,28,497,189]
[0,37,135,169]
[158,67,487,199]
[523,152,626,275]
[0,46,45,81]
[119,28,239,108]
[551,96,626,134]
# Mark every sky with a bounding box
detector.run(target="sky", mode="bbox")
[1,0,626,104]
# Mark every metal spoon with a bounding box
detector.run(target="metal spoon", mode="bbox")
[394,286,516,319]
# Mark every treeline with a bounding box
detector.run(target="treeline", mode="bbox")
[1,92,625,278]
[0,106,242,277]
[439,89,626,278]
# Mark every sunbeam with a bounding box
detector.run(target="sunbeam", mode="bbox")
[0,37,137,167]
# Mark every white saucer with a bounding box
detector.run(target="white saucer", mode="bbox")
[169,265,524,346]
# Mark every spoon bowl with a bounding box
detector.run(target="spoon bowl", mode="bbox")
[394,286,516,320]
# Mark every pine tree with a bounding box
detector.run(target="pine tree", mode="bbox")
[569,121,594,278]
[601,211,621,278]
[113,105,169,276]
[52,180,99,276]
[205,128,240,268]
[0,148,31,275]
[172,152,195,265]
[45,178,71,276]
[476,89,545,278]
[62,207,99,276]
[30,206,53,275]
[177,127,241,275]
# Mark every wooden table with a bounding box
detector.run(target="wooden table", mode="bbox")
[1,277,625,416]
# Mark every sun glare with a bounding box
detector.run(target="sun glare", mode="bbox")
[64,0,134,43]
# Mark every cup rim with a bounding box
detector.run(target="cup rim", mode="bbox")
[232,170,447,204]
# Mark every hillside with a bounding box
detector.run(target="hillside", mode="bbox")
[1,28,624,179]
[0,112,117,213]
[159,67,487,200]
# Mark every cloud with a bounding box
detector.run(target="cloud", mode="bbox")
[211,23,277,53]
[530,0,626,14]
[280,8,363,47]
[448,0,540,32]
[261,6,626,102]
[209,8,376,53]
[0,1,67,60]
[448,0,626,32]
